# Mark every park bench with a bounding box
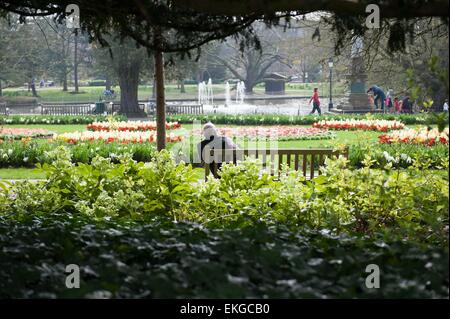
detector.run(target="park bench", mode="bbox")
[204,147,349,181]
[166,103,204,115]
[41,103,95,115]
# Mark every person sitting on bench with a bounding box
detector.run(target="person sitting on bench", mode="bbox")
[198,122,237,178]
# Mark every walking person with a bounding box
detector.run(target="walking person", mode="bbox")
[393,97,401,113]
[309,88,321,115]
[401,94,412,114]
[367,85,386,112]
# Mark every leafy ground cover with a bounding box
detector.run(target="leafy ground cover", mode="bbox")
[0,213,447,298]
[2,150,447,243]
[0,150,448,298]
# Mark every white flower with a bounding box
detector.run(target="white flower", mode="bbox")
[23,157,29,162]
[383,151,396,163]
[400,153,412,163]
[7,149,13,155]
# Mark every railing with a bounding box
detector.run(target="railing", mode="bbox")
[205,147,349,180]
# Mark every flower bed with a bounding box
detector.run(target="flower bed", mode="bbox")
[192,126,335,141]
[87,121,181,131]
[313,119,405,132]
[379,128,449,146]
[55,131,184,144]
[0,115,126,125]
[0,128,54,141]
[167,113,445,125]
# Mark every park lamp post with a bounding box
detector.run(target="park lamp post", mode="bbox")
[328,58,334,110]
[305,72,308,83]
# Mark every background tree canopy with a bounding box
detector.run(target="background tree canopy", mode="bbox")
[0,0,448,55]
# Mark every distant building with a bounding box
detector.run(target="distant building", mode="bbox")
[263,73,289,95]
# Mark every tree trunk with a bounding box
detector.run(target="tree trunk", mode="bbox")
[74,30,79,93]
[244,81,254,93]
[154,48,166,151]
[118,63,141,116]
[0,79,2,97]
[152,76,156,98]
[180,80,186,93]
[30,80,38,97]
[62,72,68,91]
[105,76,111,91]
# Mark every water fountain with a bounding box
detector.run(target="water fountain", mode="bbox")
[198,81,206,105]
[224,82,231,107]
[235,81,246,104]
[197,80,313,116]
[198,79,215,106]
[198,79,214,105]
[207,78,214,106]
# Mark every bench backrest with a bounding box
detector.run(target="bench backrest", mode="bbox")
[166,104,204,115]
[41,103,94,115]
[204,147,349,180]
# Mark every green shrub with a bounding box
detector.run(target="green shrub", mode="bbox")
[0,140,157,167]
[167,113,448,126]
[2,150,448,244]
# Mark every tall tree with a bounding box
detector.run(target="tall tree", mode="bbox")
[208,26,290,93]
[93,36,150,116]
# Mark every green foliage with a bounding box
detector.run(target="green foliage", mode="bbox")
[167,113,446,126]
[0,115,126,125]
[426,112,449,133]
[2,151,448,245]
[0,140,157,167]
[0,212,447,298]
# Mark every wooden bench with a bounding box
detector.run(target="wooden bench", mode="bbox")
[41,103,95,115]
[166,104,204,115]
[204,147,349,180]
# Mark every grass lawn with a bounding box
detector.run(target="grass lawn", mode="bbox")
[2,83,346,103]
[0,168,46,180]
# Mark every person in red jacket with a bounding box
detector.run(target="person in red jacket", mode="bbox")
[309,88,321,115]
